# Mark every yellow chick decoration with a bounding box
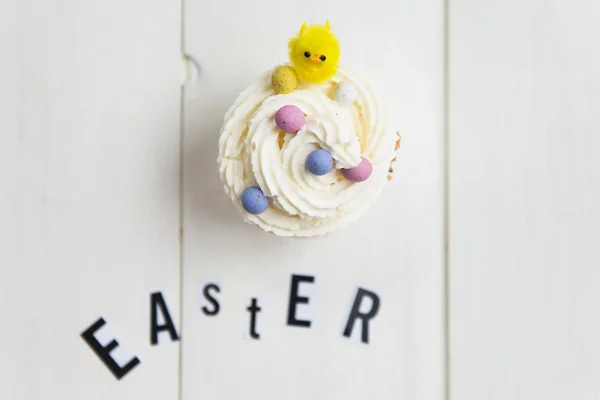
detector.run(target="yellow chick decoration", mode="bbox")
[288,21,340,84]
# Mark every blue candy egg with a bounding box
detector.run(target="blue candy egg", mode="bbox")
[305,149,333,176]
[241,186,269,214]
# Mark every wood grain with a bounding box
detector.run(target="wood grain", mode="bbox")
[449,1,600,398]
[0,1,182,399]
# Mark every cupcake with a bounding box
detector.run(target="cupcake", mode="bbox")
[217,21,400,238]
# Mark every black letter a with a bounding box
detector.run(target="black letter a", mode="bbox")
[150,292,179,345]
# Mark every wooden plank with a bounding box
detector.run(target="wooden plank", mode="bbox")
[449,1,600,398]
[181,2,445,399]
[0,1,182,399]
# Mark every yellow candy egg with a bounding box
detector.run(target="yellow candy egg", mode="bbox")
[271,66,298,94]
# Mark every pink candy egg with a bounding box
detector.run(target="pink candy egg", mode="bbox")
[341,157,373,182]
[275,105,305,133]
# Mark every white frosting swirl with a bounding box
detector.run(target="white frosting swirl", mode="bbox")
[218,66,398,237]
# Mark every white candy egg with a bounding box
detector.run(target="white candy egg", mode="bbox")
[334,81,358,107]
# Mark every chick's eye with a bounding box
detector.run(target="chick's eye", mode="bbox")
[304,51,310,58]
[320,55,326,61]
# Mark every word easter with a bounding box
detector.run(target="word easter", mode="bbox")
[81,274,380,380]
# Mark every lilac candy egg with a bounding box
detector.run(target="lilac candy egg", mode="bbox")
[241,186,268,214]
[305,149,333,176]
[341,156,373,182]
[275,105,305,133]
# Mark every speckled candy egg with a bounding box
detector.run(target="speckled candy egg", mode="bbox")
[305,149,333,176]
[334,81,358,107]
[275,105,305,133]
[341,156,373,182]
[241,186,269,214]
[271,66,298,94]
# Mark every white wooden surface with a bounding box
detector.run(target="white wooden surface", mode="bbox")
[0,1,182,399]
[4,0,600,399]
[449,1,600,399]
[181,1,445,399]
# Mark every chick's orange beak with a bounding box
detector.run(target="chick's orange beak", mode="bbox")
[311,55,321,63]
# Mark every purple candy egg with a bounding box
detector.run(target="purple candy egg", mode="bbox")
[341,157,373,182]
[275,105,305,133]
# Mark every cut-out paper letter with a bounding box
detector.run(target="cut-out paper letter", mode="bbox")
[343,288,380,344]
[150,292,180,345]
[81,317,140,380]
[246,297,261,339]
[202,283,221,316]
[287,274,315,328]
